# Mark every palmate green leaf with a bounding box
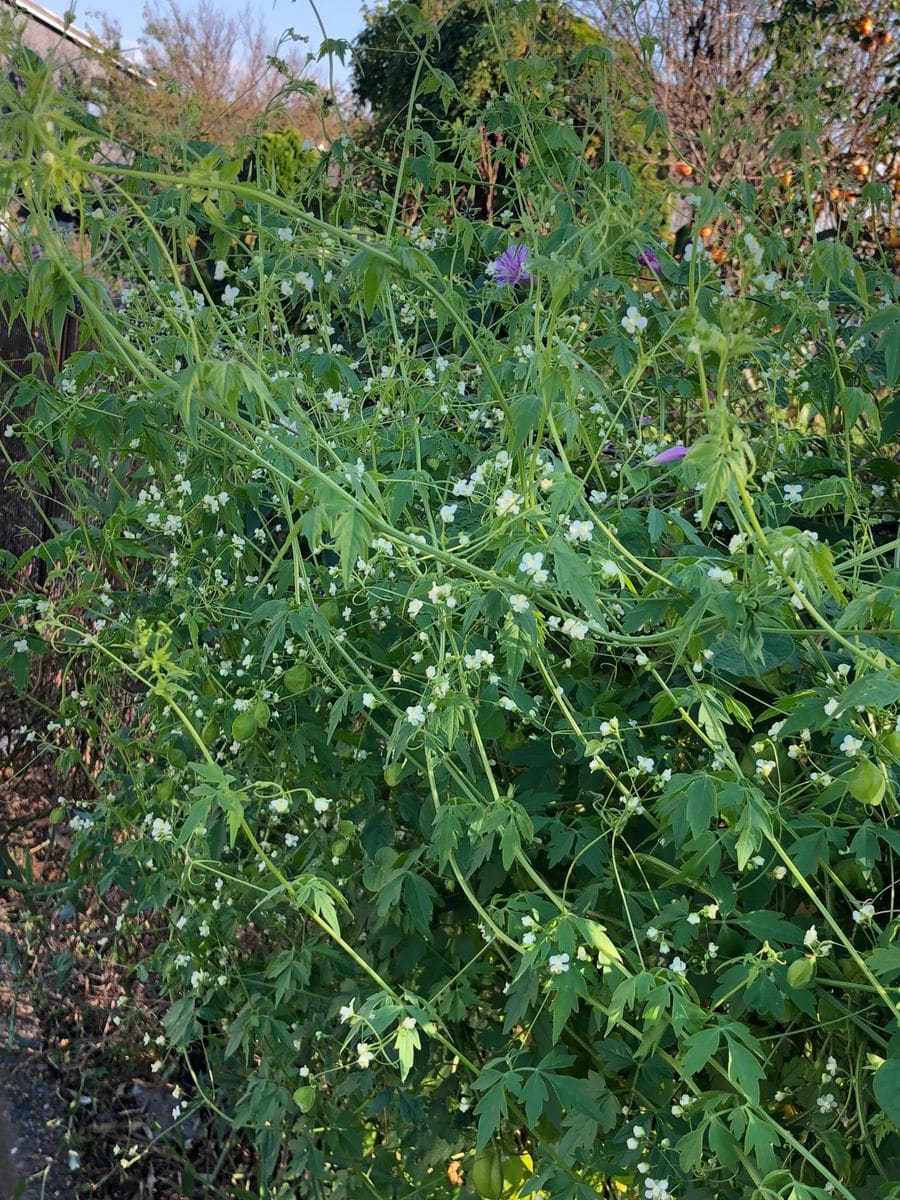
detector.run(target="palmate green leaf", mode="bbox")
[680,1026,720,1077]
[333,508,373,588]
[473,1076,510,1151]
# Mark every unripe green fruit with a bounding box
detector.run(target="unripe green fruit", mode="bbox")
[231,712,257,742]
[338,820,355,838]
[881,730,900,758]
[331,838,349,858]
[202,720,218,746]
[470,1148,532,1200]
[384,763,404,788]
[254,700,271,729]
[787,956,816,989]
[156,779,174,803]
[846,759,885,805]
[471,1148,504,1200]
[167,746,187,769]
[283,664,310,694]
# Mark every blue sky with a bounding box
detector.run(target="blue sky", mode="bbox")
[80,0,365,84]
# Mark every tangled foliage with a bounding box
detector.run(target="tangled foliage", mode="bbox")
[1,7,900,1199]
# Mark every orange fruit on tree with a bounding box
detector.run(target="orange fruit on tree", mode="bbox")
[856,14,874,36]
[876,28,892,45]
[699,225,713,238]
[675,162,693,177]
[711,247,727,263]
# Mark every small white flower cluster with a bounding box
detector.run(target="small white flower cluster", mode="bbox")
[519,551,548,585]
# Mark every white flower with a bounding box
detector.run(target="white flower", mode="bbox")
[707,565,734,585]
[439,504,458,523]
[803,925,818,948]
[495,489,523,517]
[852,903,875,924]
[755,758,776,778]
[362,692,375,709]
[825,1055,838,1077]
[222,285,240,307]
[707,943,718,958]
[406,705,426,726]
[12,639,28,653]
[816,1093,837,1114]
[510,594,529,614]
[276,226,293,241]
[566,519,594,543]
[783,483,803,503]
[68,1150,81,1170]
[600,560,620,580]
[408,599,424,617]
[313,797,331,814]
[548,952,570,975]
[669,956,687,976]
[213,260,227,280]
[823,698,839,717]
[621,305,648,335]
[339,1001,355,1022]
[357,1042,374,1069]
[839,734,863,756]
[519,550,544,575]
[636,755,655,774]
[562,618,589,640]
[687,913,700,926]
[522,932,535,946]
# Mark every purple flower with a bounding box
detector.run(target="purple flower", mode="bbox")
[637,248,660,273]
[652,444,689,464]
[492,244,531,287]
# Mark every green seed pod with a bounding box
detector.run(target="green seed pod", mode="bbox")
[471,1147,504,1200]
[787,955,816,990]
[254,700,271,729]
[231,712,257,742]
[282,664,310,694]
[846,759,885,805]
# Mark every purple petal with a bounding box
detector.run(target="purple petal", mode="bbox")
[637,248,661,272]
[492,244,530,287]
[652,444,689,464]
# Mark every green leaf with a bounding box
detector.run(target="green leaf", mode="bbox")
[333,509,373,588]
[867,945,900,983]
[394,1022,421,1082]
[813,240,854,288]
[553,541,600,618]
[520,1070,549,1126]
[685,777,717,838]
[873,1059,900,1126]
[680,1026,720,1077]
[509,393,543,454]
[473,1079,508,1151]
[162,996,199,1047]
